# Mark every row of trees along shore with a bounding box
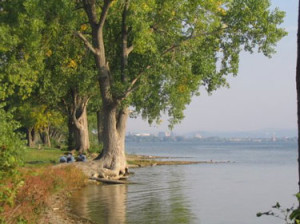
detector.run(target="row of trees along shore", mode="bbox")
[0,0,286,179]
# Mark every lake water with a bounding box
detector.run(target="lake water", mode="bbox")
[70,141,298,224]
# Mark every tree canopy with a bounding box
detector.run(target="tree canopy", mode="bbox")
[76,0,286,127]
[0,0,287,178]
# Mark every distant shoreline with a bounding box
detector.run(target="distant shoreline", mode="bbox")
[125,135,297,144]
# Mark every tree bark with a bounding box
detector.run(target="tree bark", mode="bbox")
[27,127,35,147]
[71,90,90,153]
[40,127,51,147]
[80,0,130,178]
[67,109,76,150]
[73,105,90,153]
[32,128,38,145]
[96,104,129,178]
[296,0,300,203]
[97,110,104,145]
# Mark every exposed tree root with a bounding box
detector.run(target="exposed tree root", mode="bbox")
[93,155,129,180]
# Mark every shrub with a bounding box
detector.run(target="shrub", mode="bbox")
[257,195,300,224]
[0,107,25,222]
[0,107,25,179]
[1,165,87,223]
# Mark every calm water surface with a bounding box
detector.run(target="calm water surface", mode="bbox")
[70,141,297,224]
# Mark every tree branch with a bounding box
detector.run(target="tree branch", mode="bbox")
[75,31,99,55]
[118,65,151,101]
[121,0,130,82]
[71,89,81,129]
[117,26,226,102]
[82,0,98,25]
[127,45,134,55]
[99,0,112,31]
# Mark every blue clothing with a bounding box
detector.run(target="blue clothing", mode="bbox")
[78,154,86,162]
[67,154,75,163]
[59,156,67,163]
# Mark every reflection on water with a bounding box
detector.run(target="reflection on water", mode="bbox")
[70,142,298,224]
[70,166,195,224]
[126,167,194,224]
[71,184,127,224]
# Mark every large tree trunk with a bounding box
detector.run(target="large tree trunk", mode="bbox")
[80,0,131,179]
[97,110,104,145]
[296,0,300,202]
[73,105,90,153]
[40,127,51,147]
[71,90,90,154]
[27,127,35,147]
[32,128,38,145]
[67,111,75,150]
[96,105,129,178]
[49,127,64,145]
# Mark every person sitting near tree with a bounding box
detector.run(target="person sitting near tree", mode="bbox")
[77,153,87,162]
[59,156,67,163]
[66,152,75,163]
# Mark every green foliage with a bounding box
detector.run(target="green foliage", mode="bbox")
[0,106,25,219]
[290,193,300,224]
[16,102,63,130]
[257,195,300,224]
[1,0,97,150]
[83,0,287,127]
[0,106,24,178]
[0,0,287,152]
[37,0,98,106]
[0,0,46,100]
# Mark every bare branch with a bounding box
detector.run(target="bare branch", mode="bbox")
[75,31,99,55]
[121,0,130,82]
[127,45,134,55]
[99,0,112,30]
[162,44,177,55]
[71,89,81,129]
[117,26,226,102]
[74,6,84,11]
[118,65,151,101]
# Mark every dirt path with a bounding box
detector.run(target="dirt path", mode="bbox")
[39,191,95,224]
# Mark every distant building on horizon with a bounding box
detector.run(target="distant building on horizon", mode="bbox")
[134,133,151,137]
[158,131,172,138]
[194,133,202,139]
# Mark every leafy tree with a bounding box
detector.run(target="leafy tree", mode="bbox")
[0,0,46,101]
[0,106,24,179]
[36,0,99,153]
[0,106,24,214]
[30,104,64,147]
[16,101,38,147]
[1,0,99,152]
[75,0,286,178]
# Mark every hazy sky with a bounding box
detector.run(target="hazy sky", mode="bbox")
[127,0,298,134]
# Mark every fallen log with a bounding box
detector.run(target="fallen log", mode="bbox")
[89,177,128,184]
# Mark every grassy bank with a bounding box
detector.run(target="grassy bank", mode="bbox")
[22,147,63,167]
[0,161,87,223]
[1,148,209,223]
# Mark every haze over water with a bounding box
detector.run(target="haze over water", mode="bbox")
[71,141,297,224]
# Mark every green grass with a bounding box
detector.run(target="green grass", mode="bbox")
[23,147,64,167]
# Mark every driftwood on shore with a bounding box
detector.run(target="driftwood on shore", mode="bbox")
[89,177,129,184]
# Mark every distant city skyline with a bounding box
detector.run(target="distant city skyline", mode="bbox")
[127,0,298,135]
